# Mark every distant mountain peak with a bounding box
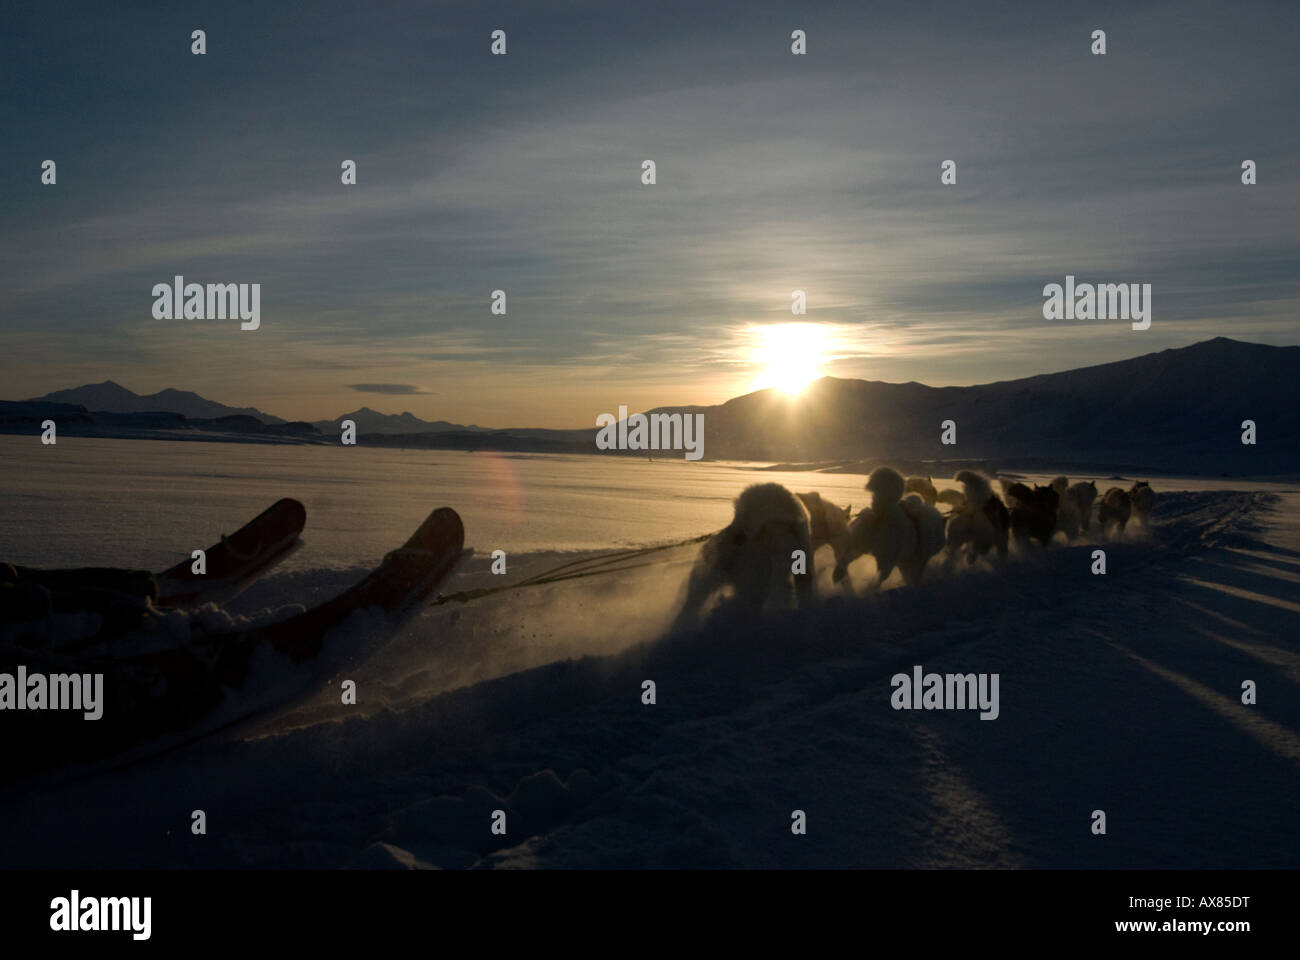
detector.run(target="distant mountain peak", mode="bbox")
[312,407,488,435]
[24,382,286,425]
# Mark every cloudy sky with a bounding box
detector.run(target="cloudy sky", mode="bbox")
[1,0,1296,427]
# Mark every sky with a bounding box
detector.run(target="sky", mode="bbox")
[1,0,1297,428]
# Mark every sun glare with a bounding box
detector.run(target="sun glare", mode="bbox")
[750,322,829,395]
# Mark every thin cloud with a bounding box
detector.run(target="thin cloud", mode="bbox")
[347,383,433,395]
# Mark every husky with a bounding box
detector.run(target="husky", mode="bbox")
[944,470,1010,564]
[833,467,945,588]
[673,483,814,628]
[1129,481,1155,525]
[796,491,853,573]
[1004,481,1059,548]
[1050,476,1083,540]
[1067,480,1098,535]
[936,486,968,510]
[1051,477,1098,541]
[904,475,939,506]
[1097,486,1132,535]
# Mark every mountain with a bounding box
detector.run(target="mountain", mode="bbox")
[19,383,488,437]
[28,381,286,424]
[312,407,489,435]
[630,337,1299,472]
[10,339,1297,473]
[341,338,1297,474]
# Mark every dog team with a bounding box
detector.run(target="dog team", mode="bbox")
[674,468,1155,625]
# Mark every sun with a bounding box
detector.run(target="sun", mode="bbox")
[749,322,829,395]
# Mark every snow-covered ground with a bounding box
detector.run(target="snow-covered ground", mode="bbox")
[0,436,879,570]
[1,437,1298,868]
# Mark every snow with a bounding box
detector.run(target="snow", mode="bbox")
[1,437,1298,867]
[0,437,880,570]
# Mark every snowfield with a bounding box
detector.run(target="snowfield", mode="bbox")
[2,474,1298,869]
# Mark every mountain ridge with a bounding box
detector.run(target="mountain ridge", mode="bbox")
[310,407,490,435]
[29,380,288,425]
[10,338,1298,473]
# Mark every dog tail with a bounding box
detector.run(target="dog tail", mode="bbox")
[867,466,906,509]
[954,469,992,509]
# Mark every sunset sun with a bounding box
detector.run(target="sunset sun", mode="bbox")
[750,322,829,395]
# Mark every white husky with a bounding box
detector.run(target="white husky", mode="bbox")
[1067,480,1098,536]
[673,483,814,628]
[833,467,945,588]
[1049,477,1100,540]
[796,491,853,572]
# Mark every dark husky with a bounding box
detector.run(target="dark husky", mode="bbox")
[1004,481,1059,548]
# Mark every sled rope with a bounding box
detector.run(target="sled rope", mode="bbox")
[432,532,713,606]
[515,535,712,584]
